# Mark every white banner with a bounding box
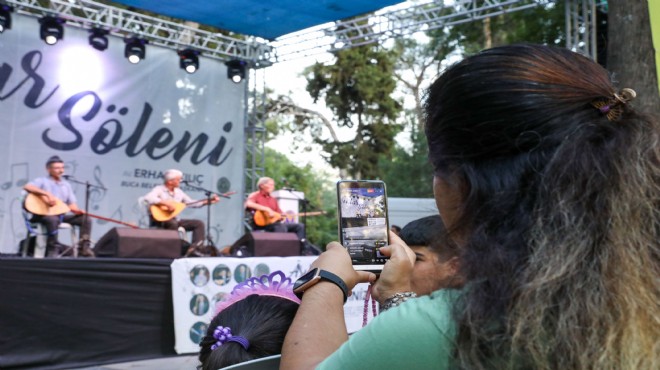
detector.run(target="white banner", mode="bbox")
[171,256,375,354]
[0,14,246,253]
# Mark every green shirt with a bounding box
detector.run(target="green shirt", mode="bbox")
[317,289,459,370]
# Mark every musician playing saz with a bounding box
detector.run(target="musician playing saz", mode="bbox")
[143,169,219,246]
[245,177,306,243]
[23,156,94,257]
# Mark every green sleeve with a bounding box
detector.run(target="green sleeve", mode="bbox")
[317,289,458,370]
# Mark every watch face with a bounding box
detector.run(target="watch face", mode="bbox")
[293,268,319,292]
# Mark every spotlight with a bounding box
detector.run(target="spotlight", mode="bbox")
[124,37,147,64]
[0,4,12,33]
[178,49,200,73]
[88,28,109,51]
[225,59,247,83]
[39,16,65,45]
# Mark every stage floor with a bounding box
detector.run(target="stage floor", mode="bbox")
[0,257,178,370]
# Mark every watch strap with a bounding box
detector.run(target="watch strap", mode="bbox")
[318,270,348,303]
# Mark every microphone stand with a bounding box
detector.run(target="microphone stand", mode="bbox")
[62,176,106,257]
[181,182,230,250]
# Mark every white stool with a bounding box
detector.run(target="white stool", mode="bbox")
[22,222,78,258]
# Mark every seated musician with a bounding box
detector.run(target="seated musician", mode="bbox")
[245,177,306,244]
[23,155,94,257]
[143,169,219,247]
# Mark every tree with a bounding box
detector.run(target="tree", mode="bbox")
[304,45,404,179]
[378,122,434,198]
[606,0,660,114]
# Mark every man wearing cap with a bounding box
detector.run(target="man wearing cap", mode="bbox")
[143,169,219,248]
[23,156,94,257]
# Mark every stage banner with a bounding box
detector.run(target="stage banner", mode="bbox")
[171,256,375,354]
[0,14,246,254]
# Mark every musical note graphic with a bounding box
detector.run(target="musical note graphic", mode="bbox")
[89,166,107,211]
[64,160,78,178]
[1,162,29,191]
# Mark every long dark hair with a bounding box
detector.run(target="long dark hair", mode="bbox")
[198,295,299,369]
[424,44,659,369]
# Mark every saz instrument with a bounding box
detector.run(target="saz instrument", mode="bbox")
[24,193,139,229]
[149,191,236,222]
[253,210,326,227]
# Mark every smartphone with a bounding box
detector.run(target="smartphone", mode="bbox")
[337,180,390,271]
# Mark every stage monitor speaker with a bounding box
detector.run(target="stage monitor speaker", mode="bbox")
[231,231,300,257]
[95,228,183,258]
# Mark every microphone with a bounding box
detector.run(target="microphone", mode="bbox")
[180,180,189,185]
[63,175,73,179]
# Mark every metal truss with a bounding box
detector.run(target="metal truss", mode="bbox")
[244,69,267,194]
[272,0,543,61]
[564,0,609,61]
[4,0,274,66]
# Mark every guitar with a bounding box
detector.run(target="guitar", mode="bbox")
[24,193,139,229]
[149,191,236,222]
[253,210,326,227]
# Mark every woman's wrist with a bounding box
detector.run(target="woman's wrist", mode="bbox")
[379,291,417,313]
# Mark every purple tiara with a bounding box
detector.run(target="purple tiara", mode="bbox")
[215,270,301,314]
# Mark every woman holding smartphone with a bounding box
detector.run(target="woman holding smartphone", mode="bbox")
[281,44,659,369]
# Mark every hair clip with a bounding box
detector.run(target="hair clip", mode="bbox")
[211,326,250,351]
[591,88,637,122]
[215,271,301,314]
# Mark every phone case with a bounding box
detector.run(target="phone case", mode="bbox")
[336,180,390,271]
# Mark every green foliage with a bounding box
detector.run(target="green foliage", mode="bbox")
[377,120,434,198]
[434,1,566,55]
[305,45,404,178]
[260,148,338,249]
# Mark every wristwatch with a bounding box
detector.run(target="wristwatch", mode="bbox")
[293,268,348,303]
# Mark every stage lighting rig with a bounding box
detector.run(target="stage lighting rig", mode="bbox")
[88,28,109,51]
[225,59,247,83]
[178,49,200,74]
[0,4,12,33]
[39,16,65,45]
[124,37,147,64]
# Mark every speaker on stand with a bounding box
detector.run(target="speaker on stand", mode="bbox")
[95,228,183,258]
[229,231,300,257]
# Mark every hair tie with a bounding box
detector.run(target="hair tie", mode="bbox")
[591,88,637,122]
[210,326,250,351]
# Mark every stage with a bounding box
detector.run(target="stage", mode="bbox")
[0,257,178,370]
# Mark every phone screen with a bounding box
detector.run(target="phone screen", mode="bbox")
[337,180,389,270]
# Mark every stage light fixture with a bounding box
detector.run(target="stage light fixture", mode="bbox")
[0,5,13,33]
[39,16,65,45]
[88,28,109,51]
[124,37,147,64]
[225,59,247,83]
[178,49,200,73]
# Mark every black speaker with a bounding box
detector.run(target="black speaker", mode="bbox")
[230,232,300,257]
[95,228,183,258]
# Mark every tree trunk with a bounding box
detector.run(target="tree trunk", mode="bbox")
[607,0,660,115]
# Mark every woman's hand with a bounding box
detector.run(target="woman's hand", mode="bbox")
[372,231,416,304]
[311,242,377,293]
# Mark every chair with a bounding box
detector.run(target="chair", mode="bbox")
[218,354,281,370]
[21,210,78,258]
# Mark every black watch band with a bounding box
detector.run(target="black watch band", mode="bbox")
[293,268,349,303]
[318,270,348,303]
